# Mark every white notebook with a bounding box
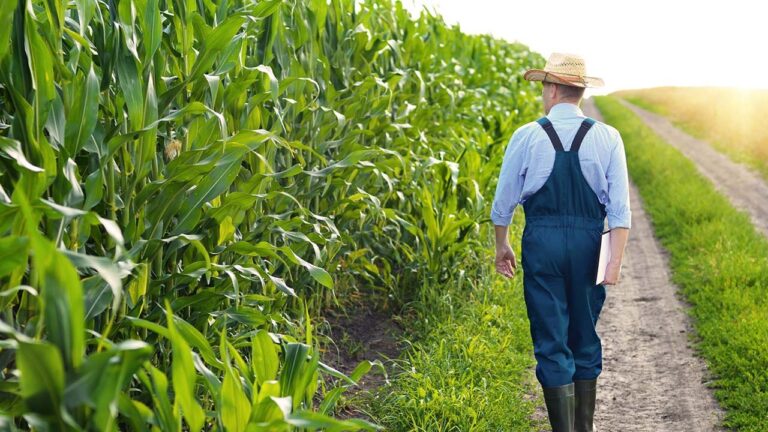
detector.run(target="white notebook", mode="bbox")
[596,230,611,285]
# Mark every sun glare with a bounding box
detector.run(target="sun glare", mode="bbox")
[399,0,768,94]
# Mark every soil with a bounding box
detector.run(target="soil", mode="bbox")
[319,293,405,421]
[528,99,728,431]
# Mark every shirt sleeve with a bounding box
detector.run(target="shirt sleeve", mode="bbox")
[490,128,527,226]
[605,130,632,229]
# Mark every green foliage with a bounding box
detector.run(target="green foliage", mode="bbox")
[595,96,768,431]
[365,209,548,431]
[0,0,542,429]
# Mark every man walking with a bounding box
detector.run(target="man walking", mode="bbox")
[490,53,631,431]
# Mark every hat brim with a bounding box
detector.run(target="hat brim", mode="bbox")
[523,70,604,88]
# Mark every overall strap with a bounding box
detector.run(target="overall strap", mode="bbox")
[536,117,564,152]
[570,118,596,152]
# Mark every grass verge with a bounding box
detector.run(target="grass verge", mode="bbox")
[352,209,547,431]
[595,95,768,431]
[613,87,768,181]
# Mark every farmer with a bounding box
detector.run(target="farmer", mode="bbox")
[490,53,631,431]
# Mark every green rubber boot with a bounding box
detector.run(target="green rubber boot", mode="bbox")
[574,378,597,432]
[542,382,575,432]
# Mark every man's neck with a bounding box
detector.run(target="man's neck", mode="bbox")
[554,100,580,108]
[546,101,584,117]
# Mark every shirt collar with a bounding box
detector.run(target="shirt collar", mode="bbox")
[546,102,585,120]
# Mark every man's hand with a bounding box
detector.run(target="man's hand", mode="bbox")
[495,244,517,278]
[600,259,622,285]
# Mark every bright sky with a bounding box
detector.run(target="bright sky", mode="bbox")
[399,0,768,95]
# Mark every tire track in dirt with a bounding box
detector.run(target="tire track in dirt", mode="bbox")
[573,98,727,431]
[618,98,768,238]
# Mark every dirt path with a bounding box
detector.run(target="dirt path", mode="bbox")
[322,296,403,420]
[618,99,768,238]
[566,98,727,431]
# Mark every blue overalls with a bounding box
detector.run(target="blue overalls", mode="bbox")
[521,116,607,388]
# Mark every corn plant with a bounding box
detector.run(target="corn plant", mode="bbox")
[0,0,542,429]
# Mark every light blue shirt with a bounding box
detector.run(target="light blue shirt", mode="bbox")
[490,102,632,229]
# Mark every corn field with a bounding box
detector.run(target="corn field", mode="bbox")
[0,0,542,429]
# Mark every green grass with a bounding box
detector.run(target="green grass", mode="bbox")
[360,209,547,431]
[595,96,768,431]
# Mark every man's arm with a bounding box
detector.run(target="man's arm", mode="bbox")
[494,225,511,249]
[602,227,628,285]
[490,128,527,278]
[602,129,632,285]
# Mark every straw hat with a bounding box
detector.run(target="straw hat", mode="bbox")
[524,53,604,88]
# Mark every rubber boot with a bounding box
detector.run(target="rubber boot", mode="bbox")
[574,378,597,432]
[542,382,575,432]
